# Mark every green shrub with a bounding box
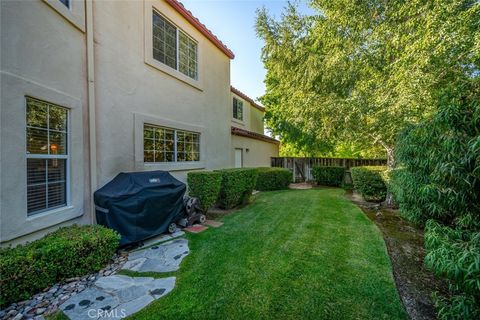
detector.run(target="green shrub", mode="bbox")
[390,97,480,319]
[255,167,291,191]
[0,225,120,307]
[311,166,345,186]
[187,171,222,212]
[350,166,387,202]
[424,221,480,320]
[215,168,258,209]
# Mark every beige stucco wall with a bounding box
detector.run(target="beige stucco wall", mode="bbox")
[231,91,264,135]
[93,0,232,185]
[231,135,279,168]
[0,0,91,245]
[250,107,265,135]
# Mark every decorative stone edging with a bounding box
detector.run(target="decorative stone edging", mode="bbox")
[0,231,186,320]
[0,254,128,320]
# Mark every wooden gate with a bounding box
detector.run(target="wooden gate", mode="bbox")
[271,157,388,182]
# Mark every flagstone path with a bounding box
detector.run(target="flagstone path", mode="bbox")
[60,275,175,320]
[59,233,190,319]
[121,238,189,273]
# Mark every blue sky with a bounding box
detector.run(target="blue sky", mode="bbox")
[183,0,311,103]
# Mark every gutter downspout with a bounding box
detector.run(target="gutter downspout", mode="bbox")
[86,0,97,224]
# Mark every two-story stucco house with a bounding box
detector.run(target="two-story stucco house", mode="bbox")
[0,0,278,246]
[230,86,279,168]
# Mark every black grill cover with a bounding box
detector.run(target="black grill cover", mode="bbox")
[94,171,186,245]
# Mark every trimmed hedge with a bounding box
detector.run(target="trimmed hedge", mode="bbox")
[311,166,346,186]
[187,171,222,212]
[0,225,120,307]
[255,167,292,191]
[350,166,387,202]
[215,168,258,209]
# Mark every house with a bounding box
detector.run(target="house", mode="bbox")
[230,86,279,168]
[0,0,278,246]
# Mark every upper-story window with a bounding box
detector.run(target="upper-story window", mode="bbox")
[233,97,243,121]
[59,0,70,8]
[26,97,69,215]
[152,11,198,80]
[144,124,200,163]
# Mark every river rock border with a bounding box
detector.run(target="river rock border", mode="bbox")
[0,231,186,320]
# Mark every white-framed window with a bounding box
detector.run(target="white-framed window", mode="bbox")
[26,97,69,215]
[233,97,243,121]
[152,10,198,80]
[59,0,70,8]
[144,124,200,163]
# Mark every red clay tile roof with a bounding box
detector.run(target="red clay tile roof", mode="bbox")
[230,86,265,112]
[166,0,235,59]
[231,126,279,144]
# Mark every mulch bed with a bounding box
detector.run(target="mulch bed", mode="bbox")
[346,191,449,320]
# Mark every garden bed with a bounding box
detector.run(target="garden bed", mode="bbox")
[346,191,449,320]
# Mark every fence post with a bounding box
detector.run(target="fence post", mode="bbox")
[293,158,296,182]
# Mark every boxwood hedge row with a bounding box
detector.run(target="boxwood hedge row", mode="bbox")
[0,225,119,308]
[255,167,291,191]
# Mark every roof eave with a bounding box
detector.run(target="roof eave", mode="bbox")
[166,0,235,59]
[231,126,279,145]
[230,86,265,112]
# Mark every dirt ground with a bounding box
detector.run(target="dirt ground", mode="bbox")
[346,191,449,320]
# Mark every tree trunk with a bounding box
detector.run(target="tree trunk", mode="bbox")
[383,146,396,208]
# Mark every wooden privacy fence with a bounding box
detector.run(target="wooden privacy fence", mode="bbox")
[271,157,388,182]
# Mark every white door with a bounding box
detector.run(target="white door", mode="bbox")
[234,148,243,168]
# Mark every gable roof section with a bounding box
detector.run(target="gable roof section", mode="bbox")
[231,126,279,145]
[166,0,235,59]
[230,86,265,112]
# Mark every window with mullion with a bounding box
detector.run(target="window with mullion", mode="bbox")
[153,12,177,70]
[233,98,243,121]
[152,11,198,80]
[143,124,200,163]
[26,97,68,215]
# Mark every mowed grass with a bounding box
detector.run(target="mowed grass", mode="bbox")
[132,189,407,320]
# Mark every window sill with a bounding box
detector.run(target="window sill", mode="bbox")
[143,161,205,172]
[1,205,82,242]
[232,118,245,126]
[145,56,203,92]
[26,205,74,222]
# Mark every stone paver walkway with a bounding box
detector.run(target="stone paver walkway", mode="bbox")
[289,182,313,189]
[122,238,189,273]
[138,230,185,249]
[60,236,190,319]
[60,275,175,320]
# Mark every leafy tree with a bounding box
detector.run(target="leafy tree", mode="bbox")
[390,87,480,319]
[256,0,479,168]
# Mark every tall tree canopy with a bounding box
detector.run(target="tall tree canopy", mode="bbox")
[256,0,479,165]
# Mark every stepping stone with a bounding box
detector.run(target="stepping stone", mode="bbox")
[60,275,176,319]
[289,183,313,189]
[119,295,154,317]
[121,257,147,271]
[137,231,185,249]
[203,220,223,228]
[60,288,120,320]
[184,224,208,233]
[121,238,190,273]
[94,275,134,292]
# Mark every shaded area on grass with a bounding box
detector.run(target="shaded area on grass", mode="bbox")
[131,189,407,320]
[346,191,449,320]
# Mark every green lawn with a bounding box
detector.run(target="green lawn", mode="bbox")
[132,188,407,320]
